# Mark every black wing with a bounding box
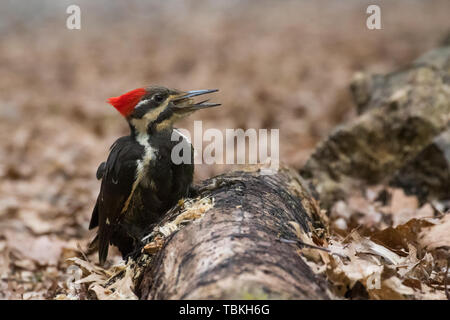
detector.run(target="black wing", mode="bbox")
[96,162,106,180]
[88,162,107,230]
[90,136,144,264]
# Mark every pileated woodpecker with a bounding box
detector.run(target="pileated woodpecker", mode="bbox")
[89,86,220,265]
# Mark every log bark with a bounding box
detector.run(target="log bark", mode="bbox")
[134,167,332,300]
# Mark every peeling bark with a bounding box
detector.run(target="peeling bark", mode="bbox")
[135,167,331,300]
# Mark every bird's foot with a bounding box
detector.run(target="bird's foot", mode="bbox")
[123,243,145,263]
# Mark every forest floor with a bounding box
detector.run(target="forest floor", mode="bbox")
[0,0,449,299]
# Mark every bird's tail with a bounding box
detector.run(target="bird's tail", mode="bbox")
[98,227,110,265]
[87,232,109,266]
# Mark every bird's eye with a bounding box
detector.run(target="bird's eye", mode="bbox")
[153,94,164,103]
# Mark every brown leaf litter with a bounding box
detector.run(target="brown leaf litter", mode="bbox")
[57,196,214,300]
[298,186,449,300]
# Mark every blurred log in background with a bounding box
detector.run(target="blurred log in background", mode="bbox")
[0,0,449,299]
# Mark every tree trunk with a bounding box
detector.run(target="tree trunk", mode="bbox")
[135,167,332,300]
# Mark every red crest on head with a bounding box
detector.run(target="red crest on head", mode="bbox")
[107,88,146,117]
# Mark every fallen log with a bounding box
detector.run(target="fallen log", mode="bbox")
[391,128,450,203]
[133,167,332,300]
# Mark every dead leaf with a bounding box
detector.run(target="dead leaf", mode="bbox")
[7,234,67,266]
[143,236,164,254]
[389,188,419,226]
[370,218,434,252]
[351,231,403,265]
[419,214,450,259]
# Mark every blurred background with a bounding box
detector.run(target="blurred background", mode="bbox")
[0,0,449,299]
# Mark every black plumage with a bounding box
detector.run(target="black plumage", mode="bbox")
[89,131,193,264]
[88,86,218,265]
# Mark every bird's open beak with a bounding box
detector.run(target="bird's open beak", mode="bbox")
[172,89,221,112]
